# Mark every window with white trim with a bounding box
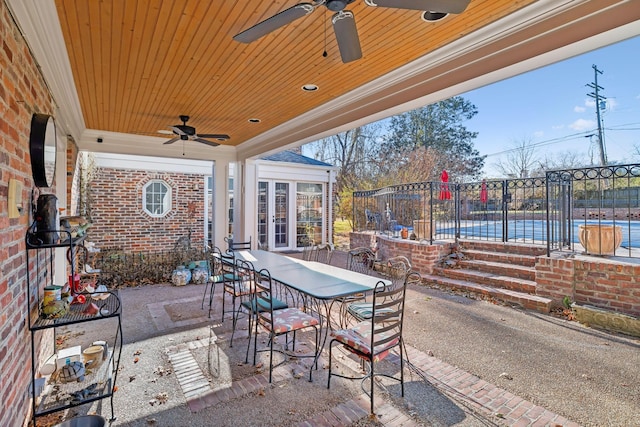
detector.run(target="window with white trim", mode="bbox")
[143,180,171,217]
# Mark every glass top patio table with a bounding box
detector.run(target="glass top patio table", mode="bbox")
[235,250,388,300]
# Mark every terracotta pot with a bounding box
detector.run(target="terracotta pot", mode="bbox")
[401,227,408,239]
[578,224,622,255]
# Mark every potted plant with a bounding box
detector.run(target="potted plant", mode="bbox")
[578,223,622,255]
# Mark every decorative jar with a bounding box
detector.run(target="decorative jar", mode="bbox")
[171,265,191,286]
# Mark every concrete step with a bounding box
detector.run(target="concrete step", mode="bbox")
[459,259,536,281]
[434,267,537,294]
[422,274,552,313]
[462,249,538,268]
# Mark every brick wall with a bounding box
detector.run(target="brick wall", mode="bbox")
[0,2,56,425]
[537,255,640,317]
[350,232,451,276]
[88,167,206,252]
[354,234,640,318]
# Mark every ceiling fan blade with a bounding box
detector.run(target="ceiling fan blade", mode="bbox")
[194,137,220,147]
[171,126,187,136]
[163,137,180,145]
[332,11,362,63]
[233,3,316,43]
[365,0,470,14]
[199,133,230,141]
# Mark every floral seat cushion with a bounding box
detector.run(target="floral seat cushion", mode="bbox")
[331,321,399,362]
[260,308,319,334]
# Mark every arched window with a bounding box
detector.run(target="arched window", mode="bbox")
[143,180,171,217]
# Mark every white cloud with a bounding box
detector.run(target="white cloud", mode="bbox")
[574,106,586,113]
[552,124,564,130]
[604,98,618,111]
[569,118,595,131]
[584,99,596,108]
[533,130,544,138]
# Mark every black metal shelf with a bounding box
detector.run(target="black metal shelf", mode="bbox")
[26,229,86,249]
[35,349,116,418]
[25,227,122,425]
[30,291,121,331]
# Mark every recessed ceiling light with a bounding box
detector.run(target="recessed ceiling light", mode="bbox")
[422,11,448,22]
[302,84,319,92]
[248,118,261,123]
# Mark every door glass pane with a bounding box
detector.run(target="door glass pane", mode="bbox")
[296,183,323,247]
[274,183,288,248]
[258,182,269,250]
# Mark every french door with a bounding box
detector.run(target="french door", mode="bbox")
[258,181,291,251]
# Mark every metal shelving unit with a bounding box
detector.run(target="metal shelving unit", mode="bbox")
[25,227,122,425]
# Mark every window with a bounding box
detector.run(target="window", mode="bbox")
[143,180,171,217]
[296,183,323,247]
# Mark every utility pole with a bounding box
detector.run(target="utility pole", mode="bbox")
[586,64,607,166]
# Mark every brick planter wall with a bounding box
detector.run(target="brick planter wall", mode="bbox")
[350,232,452,276]
[0,3,56,424]
[536,255,640,318]
[89,168,206,252]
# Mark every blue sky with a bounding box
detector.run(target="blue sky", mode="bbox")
[462,35,640,176]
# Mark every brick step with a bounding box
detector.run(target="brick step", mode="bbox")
[462,249,538,268]
[458,240,547,257]
[459,259,536,281]
[434,267,538,294]
[422,274,552,313]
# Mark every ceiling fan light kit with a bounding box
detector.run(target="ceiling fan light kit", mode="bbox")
[162,115,229,147]
[233,0,470,63]
[422,11,448,22]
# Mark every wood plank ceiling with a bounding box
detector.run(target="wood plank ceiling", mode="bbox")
[54,0,533,148]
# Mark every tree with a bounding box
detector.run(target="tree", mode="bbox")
[305,123,382,193]
[493,137,540,178]
[538,150,588,171]
[304,123,382,221]
[382,96,484,180]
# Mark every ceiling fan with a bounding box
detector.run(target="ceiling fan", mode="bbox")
[162,115,230,147]
[233,0,471,63]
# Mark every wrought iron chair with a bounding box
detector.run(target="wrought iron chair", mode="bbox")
[347,247,377,275]
[314,243,334,264]
[225,236,252,251]
[302,239,315,261]
[346,256,412,322]
[365,208,381,231]
[327,271,418,414]
[248,268,320,382]
[225,258,260,347]
[201,247,239,318]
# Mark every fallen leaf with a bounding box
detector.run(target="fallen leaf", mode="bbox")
[134,349,142,356]
[129,375,136,382]
[146,418,157,425]
[134,357,139,363]
[499,372,513,380]
[154,392,168,404]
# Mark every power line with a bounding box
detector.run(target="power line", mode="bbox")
[483,131,593,158]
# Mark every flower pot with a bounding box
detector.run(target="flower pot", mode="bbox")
[578,224,622,255]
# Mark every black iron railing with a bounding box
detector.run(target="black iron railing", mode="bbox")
[353,164,640,258]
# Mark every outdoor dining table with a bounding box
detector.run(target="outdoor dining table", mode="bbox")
[234,249,389,301]
[233,249,390,358]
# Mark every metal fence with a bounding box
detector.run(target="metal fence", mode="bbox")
[353,164,640,258]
